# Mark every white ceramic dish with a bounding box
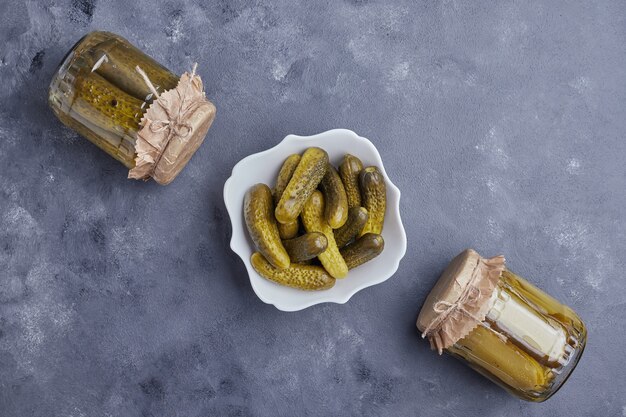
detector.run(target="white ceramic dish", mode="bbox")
[223,129,406,311]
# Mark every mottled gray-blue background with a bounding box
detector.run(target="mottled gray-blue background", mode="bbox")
[1,0,625,416]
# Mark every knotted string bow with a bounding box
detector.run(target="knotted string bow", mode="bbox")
[420,259,484,342]
[419,254,506,354]
[135,63,201,171]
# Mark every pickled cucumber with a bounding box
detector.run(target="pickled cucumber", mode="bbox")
[273,154,302,201]
[275,147,328,224]
[334,206,369,248]
[251,252,335,291]
[301,191,348,279]
[73,71,144,127]
[450,325,548,392]
[283,232,328,263]
[273,154,301,239]
[244,184,290,269]
[359,167,386,237]
[88,32,179,100]
[319,164,349,229]
[339,154,364,208]
[277,221,299,240]
[70,70,145,167]
[49,33,143,169]
[340,233,384,270]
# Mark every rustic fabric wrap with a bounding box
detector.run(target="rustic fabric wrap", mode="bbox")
[416,249,506,354]
[128,65,216,185]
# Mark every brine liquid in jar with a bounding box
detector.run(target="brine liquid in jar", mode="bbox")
[48,31,216,185]
[447,269,586,401]
[417,249,586,402]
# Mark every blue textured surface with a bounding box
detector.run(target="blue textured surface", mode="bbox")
[1,1,625,416]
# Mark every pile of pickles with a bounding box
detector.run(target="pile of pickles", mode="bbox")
[244,147,387,290]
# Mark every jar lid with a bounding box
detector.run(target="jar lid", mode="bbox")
[416,249,505,354]
[128,65,216,185]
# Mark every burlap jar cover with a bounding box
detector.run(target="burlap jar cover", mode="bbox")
[129,64,216,185]
[416,249,506,354]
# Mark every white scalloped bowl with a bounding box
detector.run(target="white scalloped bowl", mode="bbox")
[223,129,406,311]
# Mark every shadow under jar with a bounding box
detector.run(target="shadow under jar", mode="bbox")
[48,31,216,185]
[416,249,586,402]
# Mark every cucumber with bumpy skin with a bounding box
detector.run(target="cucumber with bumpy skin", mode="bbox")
[73,71,144,134]
[87,32,180,100]
[277,220,299,241]
[359,167,386,237]
[273,154,301,200]
[319,163,349,229]
[275,147,328,224]
[334,206,369,248]
[244,184,290,269]
[251,252,335,290]
[282,232,328,263]
[340,233,384,270]
[273,154,301,239]
[339,154,364,209]
[301,191,348,279]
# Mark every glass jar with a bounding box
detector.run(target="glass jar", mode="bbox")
[416,249,586,402]
[48,31,216,185]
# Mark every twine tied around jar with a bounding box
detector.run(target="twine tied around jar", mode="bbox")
[419,252,506,354]
[128,63,215,185]
[135,65,197,166]
[425,285,484,334]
